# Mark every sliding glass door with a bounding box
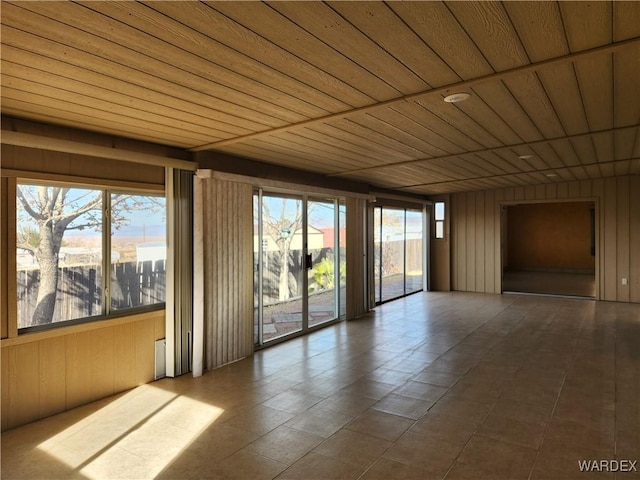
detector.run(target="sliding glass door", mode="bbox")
[307,199,338,328]
[254,191,343,345]
[373,206,425,304]
[405,209,424,294]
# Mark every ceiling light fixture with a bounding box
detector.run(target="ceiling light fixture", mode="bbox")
[518,154,533,160]
[546,173,558,177]
[443,93,471,103]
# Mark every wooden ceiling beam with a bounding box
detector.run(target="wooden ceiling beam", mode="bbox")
[190,37,640,151]
[1,130,197,171]
[328,126,639,176]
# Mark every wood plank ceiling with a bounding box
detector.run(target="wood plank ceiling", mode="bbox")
[1,1,639,194]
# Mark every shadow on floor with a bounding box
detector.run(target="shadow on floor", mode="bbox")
[502,271,595,298]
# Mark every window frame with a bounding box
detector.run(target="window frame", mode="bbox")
[434,201,445,240]
[16,178,167,334]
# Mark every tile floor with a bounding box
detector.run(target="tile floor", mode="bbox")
[2,292,639,480]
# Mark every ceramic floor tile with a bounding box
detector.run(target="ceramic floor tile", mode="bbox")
[453,435,537,479]
[276,452,364,480]
[313,429,392,469]
[261,391,325,415]
[445,381,504,404]
[117,420,195,460]
[392,380,449,402]
[371,393,432,420]
[490,397,554,425]
[345,409,414,442]
[362,367,414,387]
[156,450,213,480]
[532,443,617,480]
[476,414,546,450]
[553,396,616,425]
[409,412,479,446]
[246,425,324,465]
[338,379,397,400]
[426,358,477,376]
[411,370,461,388]
[499,383,561,407]
[3,292,636,480]
[382,432,462,475]
[204,449,287,480]
[284,408,353,438]
[311,392,378,417]
[78,446,147,480]
[222,405,295,435]
[185,424,261,461]
[427,394,495,423]
[0,445,83,480]
[359,458,436,480]
[544,417,615,454]
[381,357,431,374]
[615,426,640,460]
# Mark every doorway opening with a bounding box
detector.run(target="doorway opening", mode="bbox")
[253,190,346,346]
[501,201,596,298]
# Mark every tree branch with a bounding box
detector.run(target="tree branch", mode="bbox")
[17,188,45,221]
[65,223,101,232]
[16,243,36,254]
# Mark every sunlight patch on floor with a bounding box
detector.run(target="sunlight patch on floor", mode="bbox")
[37,385,224,479]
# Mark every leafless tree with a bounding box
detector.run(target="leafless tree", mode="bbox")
[17,186,158,326]
[260,198,303,301]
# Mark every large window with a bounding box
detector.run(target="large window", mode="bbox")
[16,182,166,331]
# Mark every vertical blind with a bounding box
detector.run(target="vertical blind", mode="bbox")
[195,175,254,370]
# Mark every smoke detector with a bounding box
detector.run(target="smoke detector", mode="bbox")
[443,93,471,103]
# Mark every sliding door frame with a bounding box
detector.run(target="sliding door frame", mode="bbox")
[254,188,344,348]
[372,203,429,306]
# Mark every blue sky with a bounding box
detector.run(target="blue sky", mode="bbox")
[17,185,166,239]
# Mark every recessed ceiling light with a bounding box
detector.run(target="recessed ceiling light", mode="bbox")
[546,173,558,177]
[443,93,471,103]
[518,154,533,160]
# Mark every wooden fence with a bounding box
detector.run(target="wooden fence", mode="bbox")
[17,261,165,328]
[256,247,347,306]
[374,238,423,276]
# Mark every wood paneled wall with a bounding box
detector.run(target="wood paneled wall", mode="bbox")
[198,177,254,370]
[1,310,164,431]
[450,175,640,303]
[1,119,175,431]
